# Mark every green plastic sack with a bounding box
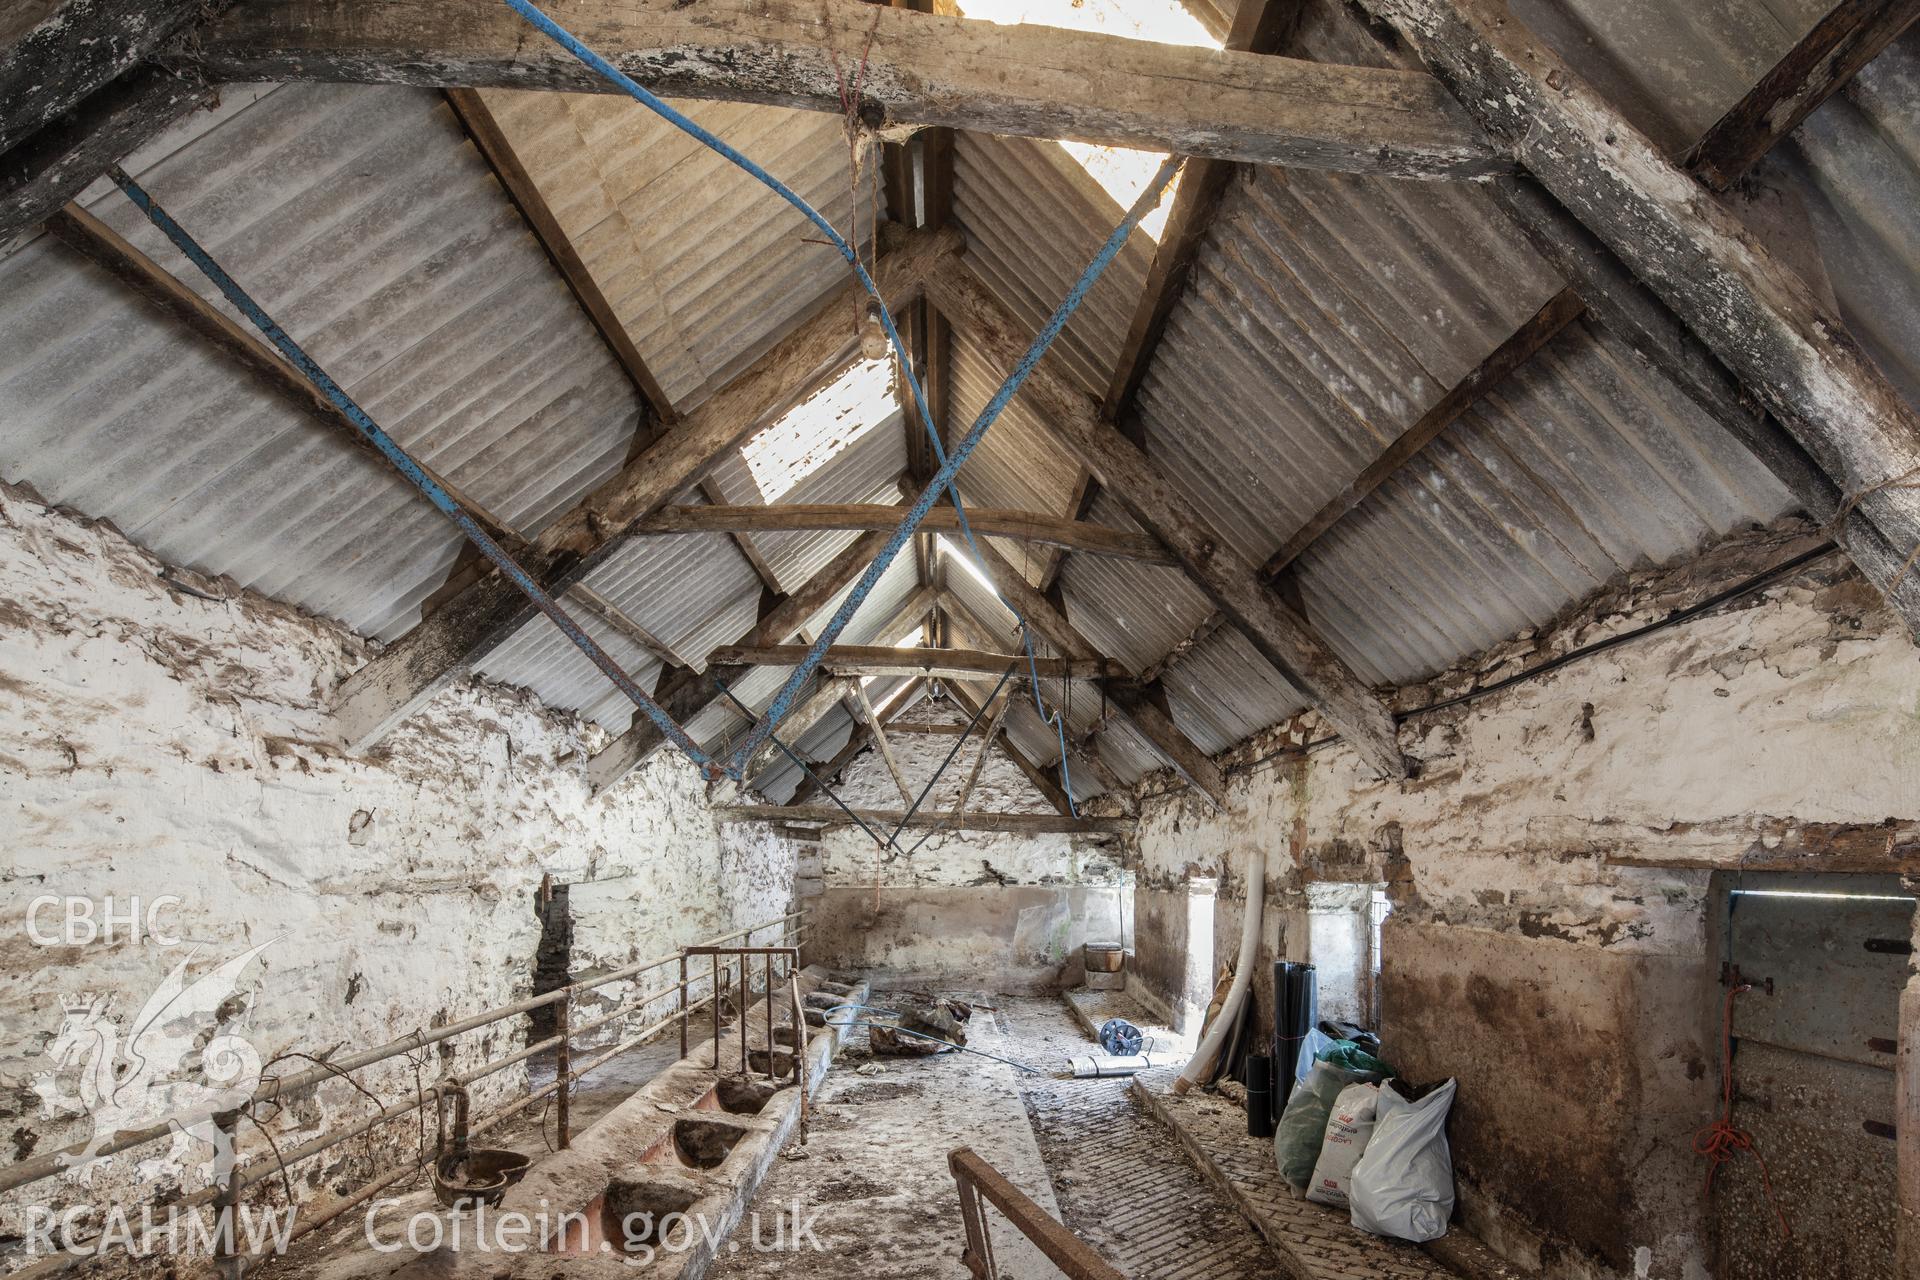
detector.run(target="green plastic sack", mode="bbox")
[1274,1042,1392,1191]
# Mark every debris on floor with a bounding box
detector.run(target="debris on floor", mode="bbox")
[866,993,973,1056]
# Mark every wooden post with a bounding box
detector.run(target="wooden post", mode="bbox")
[857,682,917,807]
[711,954,721,1069]
[765,954,775,1079]
[678,954,689,1059]
[555,990,572,1149]
[737,957,748,1075]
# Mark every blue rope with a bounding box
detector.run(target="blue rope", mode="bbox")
[500,0,1178,802]
[724,163,1178,780]
[108,167,718,774]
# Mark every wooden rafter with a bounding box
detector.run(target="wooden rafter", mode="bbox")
[788,678,923,806]
[853,682,915,807]
[946,686,1014,817]
[566,585,684,670]
[929,259,1406,780]
[443,88,673,421]
[43,202,531,555]
[739,586,937,780]
[1041,0,1304,595]
[709,644,1127,682]
[444,87,784,598]
[1101,0,1303,423]
[335,227,961,753]
[1269,0,1920,584]
[1484,180,1920,636]
[1686,0,1920,191]
[714,805,1132,835]
[1358,0,1920,631]
[938,591,1130,803]
[0,0,226,158]
[1261,285,1588,578]
[585,530,890,791]
[641,504,1175,565]
[947,681,1075,818]
[743,676,858,778]
[189,0,1505,180]
[962,542,1233,808]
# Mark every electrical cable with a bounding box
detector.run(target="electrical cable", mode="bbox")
[885,664,1015,853]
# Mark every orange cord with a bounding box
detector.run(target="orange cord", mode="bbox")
[1694,983,1790,1239]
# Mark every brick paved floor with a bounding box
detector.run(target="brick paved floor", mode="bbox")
[997,997,1290,1280]
[1065,992,1531,1280]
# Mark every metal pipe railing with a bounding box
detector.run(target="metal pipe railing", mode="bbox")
[1,908,807,1279]
[0,909,802,1197]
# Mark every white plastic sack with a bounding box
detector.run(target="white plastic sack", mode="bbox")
[1348,1078,1458,1242]
[1305,1082,1379,1208]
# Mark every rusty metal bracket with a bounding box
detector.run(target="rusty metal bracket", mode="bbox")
[1718,962,1774,995]
[947,1146,1125,1280]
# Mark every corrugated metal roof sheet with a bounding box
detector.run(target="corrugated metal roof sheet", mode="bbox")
[1506,0,1827,156]
[1497,0,1920,423]
[1162,625,1307,754]
[947,326,1085,526]
[1134,162,1564,568]
[478,90,878,414]
[1778,33,1920,414]
[1288,312,1792,685]
[952,132,1157,402]
[703,355,908,592]
[692,553,929,752]
[1058,494,1212,672]
[0,83,639,644]
[5,0,1911,781]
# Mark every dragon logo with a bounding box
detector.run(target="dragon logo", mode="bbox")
[32,940,276,1188]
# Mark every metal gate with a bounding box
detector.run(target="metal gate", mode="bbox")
[1709,872,1912,1279]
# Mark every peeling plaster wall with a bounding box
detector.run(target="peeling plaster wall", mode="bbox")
[800,697,1125,990]
[1125,529,1920,1279]
[0,486,796,1246]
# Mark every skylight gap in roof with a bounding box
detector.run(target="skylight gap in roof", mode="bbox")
[739,356,899,503]
[954,0,1220,241]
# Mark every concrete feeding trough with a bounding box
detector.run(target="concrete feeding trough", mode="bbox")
[547,1175,704,1255]
[697,1075,784,1116]
[638,1117,749,1170]
[746,1048,796,1076]
[490,967,870,1280]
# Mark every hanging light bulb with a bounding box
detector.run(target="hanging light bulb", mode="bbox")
[860,298,889,361]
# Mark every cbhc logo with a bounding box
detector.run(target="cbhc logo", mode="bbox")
[26,896,183,946]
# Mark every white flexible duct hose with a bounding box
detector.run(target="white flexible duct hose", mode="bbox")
[1172,849,1265,1095]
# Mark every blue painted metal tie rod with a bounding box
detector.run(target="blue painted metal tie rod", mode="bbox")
[501,0,1178,797]
[108,168,719,776]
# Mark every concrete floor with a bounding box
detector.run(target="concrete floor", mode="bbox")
[274,994,1286,1280]
[705,993,1286,1280]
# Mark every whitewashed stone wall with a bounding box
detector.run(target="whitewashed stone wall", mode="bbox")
[795,694,1125,987]
[1123,526,1920,1279]
[0,485,796,1239]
